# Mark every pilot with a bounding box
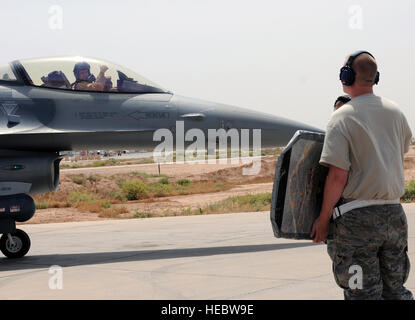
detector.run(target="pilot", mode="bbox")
[72,62,111,91]
[333,95,351,111]
[41,71,70,89]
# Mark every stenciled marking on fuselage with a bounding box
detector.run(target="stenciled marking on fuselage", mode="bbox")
[0,101,19,115]
[75,112,118,120]
[129,111,170,121]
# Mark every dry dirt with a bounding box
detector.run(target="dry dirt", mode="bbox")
[24,157,276,224]
[26,182,273,224]
[21,147,415,224]
[404,146,415,181]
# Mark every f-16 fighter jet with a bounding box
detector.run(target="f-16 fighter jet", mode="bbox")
[0,56,322,258]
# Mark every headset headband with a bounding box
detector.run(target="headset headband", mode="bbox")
[346,50,376,67]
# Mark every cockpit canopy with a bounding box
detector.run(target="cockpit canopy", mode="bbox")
[0,64,17,81]
[16,56,168,94]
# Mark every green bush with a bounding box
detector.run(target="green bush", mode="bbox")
[109,191,127,202]
[36,202,49,209]
[87,175,98,183]
[200,193,272,213]
[402,181,415,202]
[247,193,272,206]
[158,177,169,185]
[101,201,112,209]
[120,179,149,200]
[177,178,191,186]
[133,211,154,219]
[67,191,98,204]
[131,171,167,178]
[150,183,173,197]
[71,176,85,185]
[89,158,119,167]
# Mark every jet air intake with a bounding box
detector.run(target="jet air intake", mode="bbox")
[0,151,62,196]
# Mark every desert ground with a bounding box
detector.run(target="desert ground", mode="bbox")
[22,146,415,224]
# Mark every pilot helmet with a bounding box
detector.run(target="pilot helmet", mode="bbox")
[47,71,66,82]
[73,61,92,81]
[41,71,67,87]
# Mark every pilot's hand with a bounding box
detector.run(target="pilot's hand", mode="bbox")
[310,215,330,243]
[100,65,109,73]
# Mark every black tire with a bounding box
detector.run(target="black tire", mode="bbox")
[0,229,31,258]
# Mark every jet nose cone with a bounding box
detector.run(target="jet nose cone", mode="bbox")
[215,104,324,147]
[263,118,324,147]
[172,95,324,148]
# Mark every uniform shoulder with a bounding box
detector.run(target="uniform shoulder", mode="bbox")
[348,94,402,115]
[378,95,407,118]
[379,95,399,108]
[327,103,354,126]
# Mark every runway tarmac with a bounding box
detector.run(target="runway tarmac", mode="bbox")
[1,204,414,299]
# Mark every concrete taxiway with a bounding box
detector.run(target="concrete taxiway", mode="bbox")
[1,204,414,299]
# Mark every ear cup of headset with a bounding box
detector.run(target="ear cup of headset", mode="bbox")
[346,68,355,86]
[339,67,347,85]
[374,71,380,85]
[340,66,355,86]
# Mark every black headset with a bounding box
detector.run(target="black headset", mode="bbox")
[339,50,380,86]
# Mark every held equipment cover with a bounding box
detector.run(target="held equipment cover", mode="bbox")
[270,130,334,240]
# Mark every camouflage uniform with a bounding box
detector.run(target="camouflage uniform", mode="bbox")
[327,204,413,300]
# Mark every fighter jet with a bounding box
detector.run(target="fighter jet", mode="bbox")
[0,56,322,258]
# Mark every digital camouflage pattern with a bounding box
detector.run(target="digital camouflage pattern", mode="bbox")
[327,204,413,300]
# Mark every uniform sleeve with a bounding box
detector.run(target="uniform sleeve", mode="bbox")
[319,125,351,171]
[402,114,412,154]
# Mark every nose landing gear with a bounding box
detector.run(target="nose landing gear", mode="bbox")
[0,194,35,258]
[0,229,31,259]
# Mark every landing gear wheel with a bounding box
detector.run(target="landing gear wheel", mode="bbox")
[0,229,31,258]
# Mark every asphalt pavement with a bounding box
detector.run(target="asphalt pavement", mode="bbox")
[1,204,414,299]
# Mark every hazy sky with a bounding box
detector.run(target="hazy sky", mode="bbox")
[1,0,414,131]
